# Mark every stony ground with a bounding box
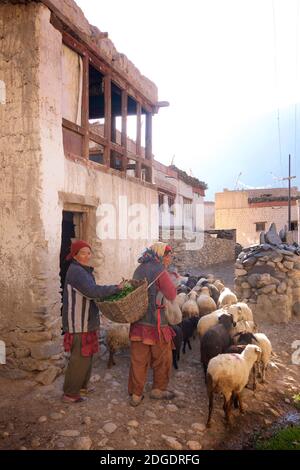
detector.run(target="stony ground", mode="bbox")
[0,262,300,451]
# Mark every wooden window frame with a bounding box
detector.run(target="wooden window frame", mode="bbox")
[61,31,154,183]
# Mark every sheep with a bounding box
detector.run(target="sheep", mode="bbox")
[200,281,220,304]
[200,313,235,377]
[181,291,199,318]
[237,332,272,383]
[206,344,262,427]
[199,286,210,295]
[214,280,225,292]
[170,324,183,369]
[181,316,199,353]
[218,287,238,307]
[197,308,228,338]
[106,323,130,368]
[165,299,182,325]
[175,292,187,309]
[228,302,253,322]
[197,294,217,317]
[230,320,257,342]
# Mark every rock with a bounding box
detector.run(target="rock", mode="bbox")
[144,410,156,419]
[97,438,109,447]
[74,436,92,450]
[277,282,287,294]
[20,446,27,450]
[127,420,139,428]
[130,439,137,446]
[14,348,31,359]
[265,223,282,245]
[293,302,300,316]
[161,434,183,450]
[166,404,178,412]
[248,274,261,288]
[83,417,92,426]
[187,440,202,450]
[50,413,63,421]
[191,422,206,432]
[283,261,294,270]
[103,422,117,434]
[30,341,61,360]
[31,438,40,448]
[284,398,291,404]
[90,374,101,383]
[35,366,60,385]
[258,284,276,295]
[18,357,49,372]
[235,269,248,276]
[38,416,47,423]
[264,419,272,425]
[59,430,81,437]
[103,373,113,381]
[20,331,52,343]
[2,432,9,438]
[111,399,119,405]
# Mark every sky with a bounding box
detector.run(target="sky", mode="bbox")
[75,0,300,199]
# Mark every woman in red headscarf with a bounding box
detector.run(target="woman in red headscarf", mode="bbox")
[62,240,123,403]
[128,242,177,407]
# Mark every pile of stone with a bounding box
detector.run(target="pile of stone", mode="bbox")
[234,223,300,323]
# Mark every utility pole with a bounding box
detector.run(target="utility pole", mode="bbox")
[281,154,296,231]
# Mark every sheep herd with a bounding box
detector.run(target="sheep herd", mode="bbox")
[104,272,273,428]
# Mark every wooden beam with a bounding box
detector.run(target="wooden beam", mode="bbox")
[62,118,85,135]
[121,90,128,171]
[82,53,89,160]
[136,102,141,158]
[145,112,152,160]
[103,75,111,166]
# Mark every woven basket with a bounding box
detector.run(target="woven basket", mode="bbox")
[96,279,148,324]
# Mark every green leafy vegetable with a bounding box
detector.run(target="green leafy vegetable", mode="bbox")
[102,283,135,302]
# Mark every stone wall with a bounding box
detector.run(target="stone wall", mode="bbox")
[235,243,300,324]
[163,230,236,272]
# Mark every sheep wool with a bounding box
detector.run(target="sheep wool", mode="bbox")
[228,302,253,322]
[218,287,238,307]
[106,323,130,368]
[206,344,261,427]
[197,308,227,338]
[196,294,217,317]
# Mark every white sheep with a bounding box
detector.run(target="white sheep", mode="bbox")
[251,333,272,383]
[218,287,238,307]
[214,280,225,292]
[197,308,228,338]
[181,291,199,318]
[200,286,210,296]
[106,323,130,368]
[228,302,253,322]
[196,294,217,317]
[175,292,187,309]
[206,344,262,427]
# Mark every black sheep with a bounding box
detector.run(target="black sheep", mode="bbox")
[200,313,235,378]
[181,316,199,354]
[170,325,183,369]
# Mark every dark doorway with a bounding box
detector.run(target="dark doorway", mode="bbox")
[59,211,76,295]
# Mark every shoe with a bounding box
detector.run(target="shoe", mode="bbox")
[150,389,176,400]
[62,394,87,403]
[129,394,144,407]
[80,385,96,396]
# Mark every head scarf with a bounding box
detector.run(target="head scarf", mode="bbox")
[66,240,91,260]
[138,242,172,264]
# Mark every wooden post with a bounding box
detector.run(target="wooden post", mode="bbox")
[135,102,142,178]
[82,53,89,159]
[103,74,111,166]
[121,90,128,171]
[145,112,153,182]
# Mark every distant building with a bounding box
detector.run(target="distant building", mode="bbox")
[215,187,300,246]
[204,201,215,230]
[153,161,207,237]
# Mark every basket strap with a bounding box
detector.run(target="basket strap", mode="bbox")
[147,271,165,290]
